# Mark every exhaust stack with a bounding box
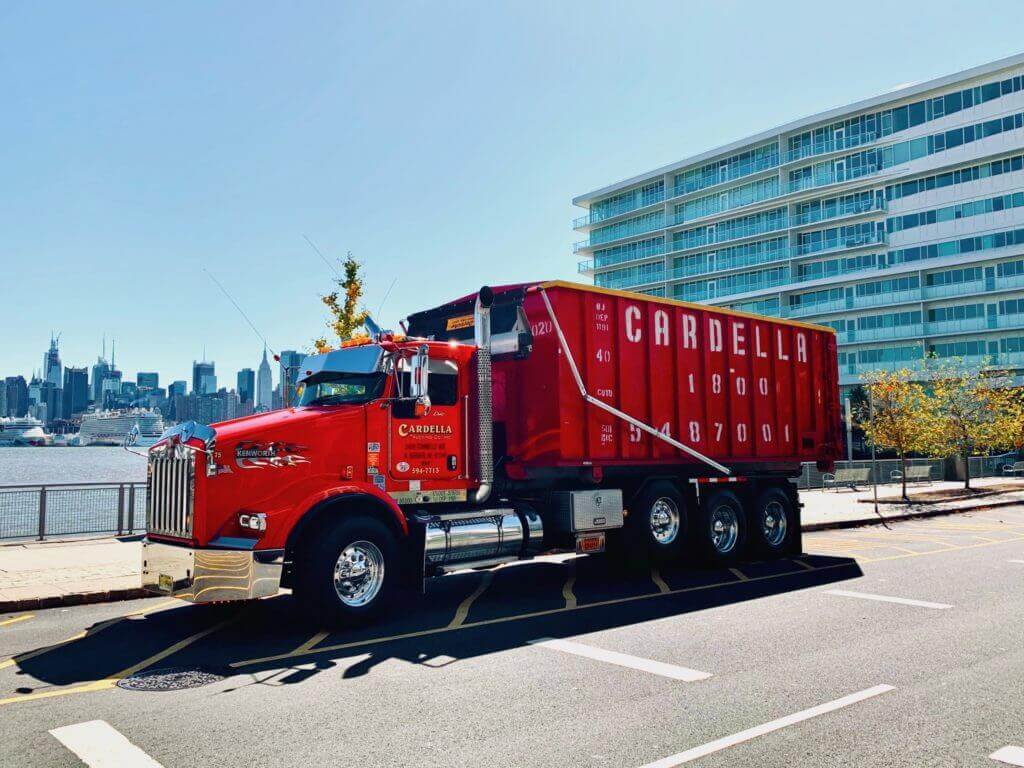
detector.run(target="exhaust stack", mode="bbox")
[473,286,494,504]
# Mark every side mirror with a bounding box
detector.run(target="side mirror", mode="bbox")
[410,344,430,399]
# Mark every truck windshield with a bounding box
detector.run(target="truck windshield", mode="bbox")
[297,372,387,406]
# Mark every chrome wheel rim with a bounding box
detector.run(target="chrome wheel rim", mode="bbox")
[649,497,681,545]
[761,501,787,548]
[710,505,739,554]
[333,540,385,607]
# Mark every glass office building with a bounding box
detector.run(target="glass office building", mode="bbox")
[573,53,1024,392]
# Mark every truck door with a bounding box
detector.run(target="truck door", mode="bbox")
[389,358,464,482]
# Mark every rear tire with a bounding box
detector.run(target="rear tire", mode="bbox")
[697,489,747,564]
[750,486,796,558]
[619,482,688,566]
[295,516,399,628]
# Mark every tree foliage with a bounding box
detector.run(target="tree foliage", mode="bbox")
[858,369,934,500]
[921,359,1024,489]
[313,252,369,352]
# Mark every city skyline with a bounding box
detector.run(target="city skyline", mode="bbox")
[8,5,1024,384]
[3,333,286,401]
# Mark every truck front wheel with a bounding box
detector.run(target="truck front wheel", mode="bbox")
[296,516,399,628]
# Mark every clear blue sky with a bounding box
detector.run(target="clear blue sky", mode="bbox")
[3,1,1022,389]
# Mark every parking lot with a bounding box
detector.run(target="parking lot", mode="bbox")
[2,508,1024,767]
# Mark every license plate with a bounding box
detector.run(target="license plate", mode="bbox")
[576,532,605,554]
[158,574,174,592]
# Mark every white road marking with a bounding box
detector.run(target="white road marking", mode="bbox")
[825,589,953,610]
[50,720,164,767]
[530,637,711,682]
[637,684,895,767]
[991,745,1024,766]
[1008,560,1024,564]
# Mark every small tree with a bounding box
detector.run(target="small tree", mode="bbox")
[313,252,369,352]
[859,369,935,500]
[925,359,1024,490]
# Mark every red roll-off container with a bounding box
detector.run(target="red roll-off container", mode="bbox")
[414,281,842,480]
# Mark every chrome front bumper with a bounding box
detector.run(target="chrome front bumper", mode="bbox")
[142,539,284,603]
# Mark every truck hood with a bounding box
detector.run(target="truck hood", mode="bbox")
[210,406,346,442]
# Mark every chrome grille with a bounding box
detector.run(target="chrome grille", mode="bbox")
[146,447,195,538]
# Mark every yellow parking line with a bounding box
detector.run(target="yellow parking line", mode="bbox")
[0,599,179,672]
[562,565,577,609]
[448,572,494,629]
[292,631,330,655]
[651,569,670,594]
[111,615,240,681]
[0,613,241,708]
[729,567,749,581]
[858,534,1024,564]
[0,615,34,628]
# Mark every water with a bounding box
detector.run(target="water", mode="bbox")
[0,447,147,486]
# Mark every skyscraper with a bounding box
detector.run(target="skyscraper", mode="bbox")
[192,359,216,396]
[257,347,273,411]
[91,338,111,405]
[62,367,89,419]
[168,380,187,398]
[278,350,304,407]
[237,368,255,405]
[4,376,28,417]
[42,334,62,388]
[137,372,159,391]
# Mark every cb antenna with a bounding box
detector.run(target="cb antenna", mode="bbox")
[202,267,277,357]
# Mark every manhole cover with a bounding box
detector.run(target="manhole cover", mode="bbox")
[117,667,225,692]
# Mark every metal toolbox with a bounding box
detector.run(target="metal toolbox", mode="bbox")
[555,489,624,533]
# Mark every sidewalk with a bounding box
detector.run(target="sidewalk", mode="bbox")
[0,537,145,611]
[800,476,1024,530]
[3,476,1023,612]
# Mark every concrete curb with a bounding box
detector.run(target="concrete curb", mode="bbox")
[0,587,149,614]
[801,497,1023,532]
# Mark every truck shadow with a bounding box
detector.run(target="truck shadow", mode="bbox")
[5,553,861,694]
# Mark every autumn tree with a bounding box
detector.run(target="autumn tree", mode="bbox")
[313,252,369,352]
[859,369,935,501]
[923,359,1024,490]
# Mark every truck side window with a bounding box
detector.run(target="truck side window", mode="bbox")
[397,360,458,406]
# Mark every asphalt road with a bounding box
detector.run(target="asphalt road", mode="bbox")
[2,507,1024,768]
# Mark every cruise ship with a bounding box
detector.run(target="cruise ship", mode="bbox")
[78,409,166,447]
[0,416,49,446]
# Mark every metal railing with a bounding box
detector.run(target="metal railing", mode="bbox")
[0,482,147,541]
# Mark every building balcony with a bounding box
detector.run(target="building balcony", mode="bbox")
[922,279,987,299]
[669,217,788,250]
[785,132,881,164]
[791,196,886,228]
[573,191,666,229]
[838,323,925,344]
[924,317,989,335]
[672,154,781,197]
[787,165,880,194]
[574,217,667,253]
[794,229,886,258]
[594,270,666,292]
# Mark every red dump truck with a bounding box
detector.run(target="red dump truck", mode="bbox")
[142,281,841,625]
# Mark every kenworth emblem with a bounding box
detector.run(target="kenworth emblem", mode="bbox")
[235,441,310,469]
